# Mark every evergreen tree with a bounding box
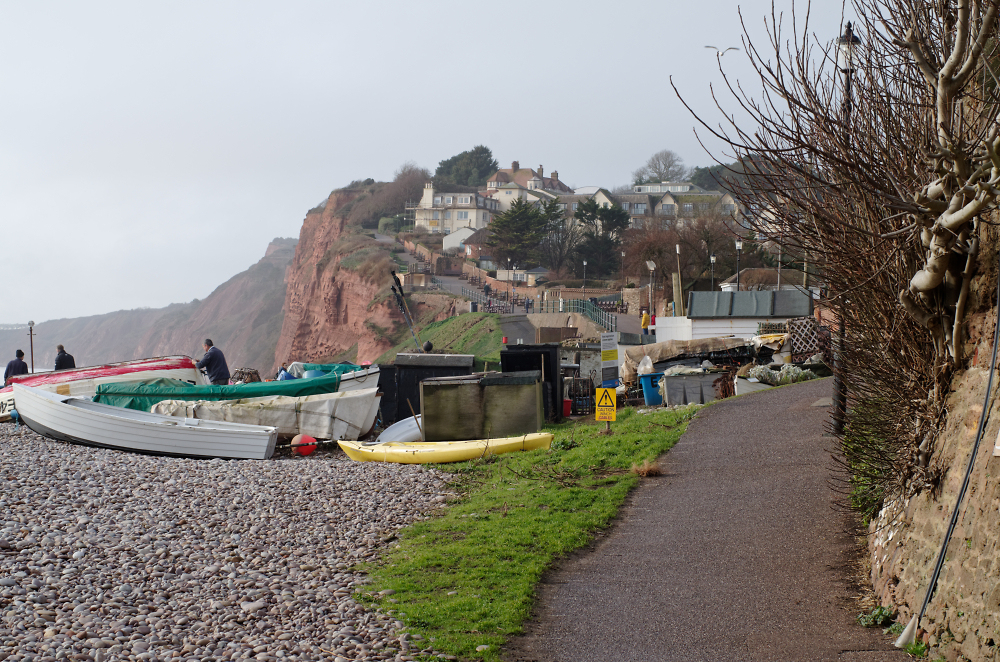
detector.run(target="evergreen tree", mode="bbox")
[574,199,630,277]
[486,198,550,268]
[539,198,580,275]
[434,145,499,187]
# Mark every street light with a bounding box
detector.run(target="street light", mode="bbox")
[833,22,859,438]
[646,260,656,317]
[675,244,685,316]
[582,260,587,298]
[27,321,35,374]
[735,239,743,290]
[710,254,716,290]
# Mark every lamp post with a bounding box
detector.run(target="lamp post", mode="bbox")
[27,321,35,373]
[675,244,685,316]
[620,250,625,296]
[507,258,512,313]
[735,239,743,290]
[582,260,587,298]
[711,254,716,290]
[832,22,859,437]
[646,260,656,317]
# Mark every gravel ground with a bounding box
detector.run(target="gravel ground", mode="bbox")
[0,423,455,662]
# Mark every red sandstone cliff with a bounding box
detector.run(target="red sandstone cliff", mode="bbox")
[273,191,403,369]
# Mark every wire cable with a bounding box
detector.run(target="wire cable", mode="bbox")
[916,247,1000,625]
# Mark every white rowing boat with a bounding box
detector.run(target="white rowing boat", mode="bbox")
[1,356,206,422]
[13,383,278,460]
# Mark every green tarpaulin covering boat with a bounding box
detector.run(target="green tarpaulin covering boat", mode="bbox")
[93,374,344,412]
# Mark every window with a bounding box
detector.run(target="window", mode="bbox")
[432,211,440,220]
[661,204,676,215]
[722,203,735,213]
[433,196,441,205]
[603,202,609,208]
[466,246,472,255]
[444,211,451,220]
[558,203,567,211]
[634,203,647,214]
[457,211,469,220]
[683,203,693,212]
[483,212,488,221]
[698,203,710,211]
[459,196,470,204]
[445,196,453,204]
[506,191,512,195]
[621,202,630,210]
[572,203,579,211]
[444,228,450,234]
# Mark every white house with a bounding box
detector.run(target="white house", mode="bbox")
[442,226,477,252]
[411,183,499,234]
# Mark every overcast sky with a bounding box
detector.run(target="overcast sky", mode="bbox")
[1,0,847,324]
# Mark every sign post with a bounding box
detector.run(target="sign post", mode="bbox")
[596,387,616,434]
[600,332,619,388]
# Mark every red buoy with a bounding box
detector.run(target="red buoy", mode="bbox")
[291,434,317,456]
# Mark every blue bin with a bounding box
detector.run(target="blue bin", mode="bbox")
[639,372,664,406]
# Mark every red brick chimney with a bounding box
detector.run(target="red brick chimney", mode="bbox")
[512,160,519,171]
[538,165,544,178]
[551,169,558,181]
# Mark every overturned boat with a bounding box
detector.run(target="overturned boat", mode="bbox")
[1,356,205,422]
[338,432,554,464]
[150,387,381,441]
[13,384,278,460]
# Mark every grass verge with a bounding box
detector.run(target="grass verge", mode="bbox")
[357,405,699,660]
[374,313,504,371]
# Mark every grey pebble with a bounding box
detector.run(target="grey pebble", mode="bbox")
[0,422,448,659]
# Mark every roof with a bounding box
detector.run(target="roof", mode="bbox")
[720,268,780,286]
[686,290,813,319]
[465,228,491,245]
[486,166,573,193]
[526,266,549,274]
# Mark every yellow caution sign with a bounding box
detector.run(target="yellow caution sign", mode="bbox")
[596,388,616,421]
[601,349,619,362]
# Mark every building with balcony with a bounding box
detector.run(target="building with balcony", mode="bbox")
[411,183,499,234]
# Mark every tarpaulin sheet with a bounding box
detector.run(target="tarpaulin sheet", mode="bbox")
[286,362,360,378]
[621,337,751,384]
[151,387,379,440]
[93,374,343,412]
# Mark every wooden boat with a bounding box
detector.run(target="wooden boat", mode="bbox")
[1,356,205,422]
[13,384,278,460]
[338,432,554,464]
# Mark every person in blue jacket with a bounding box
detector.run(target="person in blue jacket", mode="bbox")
[196,339,231,385]
[4,350,29,384]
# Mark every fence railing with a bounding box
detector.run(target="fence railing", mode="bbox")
[461,287,514,313]
[538,299,617,332]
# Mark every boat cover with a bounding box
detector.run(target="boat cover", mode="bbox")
[93,374,343,412]
[286,362,361,378]
[151,388,379,440]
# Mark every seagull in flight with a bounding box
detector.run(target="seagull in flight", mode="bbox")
[705,46,740,55]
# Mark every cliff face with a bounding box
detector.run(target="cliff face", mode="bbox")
[0,238,296,374]
[273,191,402,369]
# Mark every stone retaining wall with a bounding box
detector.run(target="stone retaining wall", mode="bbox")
[868,309,1000,661]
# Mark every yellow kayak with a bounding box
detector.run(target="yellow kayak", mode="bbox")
[338,433,554,464]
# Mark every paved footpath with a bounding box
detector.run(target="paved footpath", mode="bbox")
[505,378,909,662]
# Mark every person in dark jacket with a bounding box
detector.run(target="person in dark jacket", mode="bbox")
[54,345,76,371]
[4,350,29,384]
[196,339,230,385]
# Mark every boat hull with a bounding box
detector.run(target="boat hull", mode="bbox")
[338,433,554,464]
[13,384,277,460]
[1,356,204,422]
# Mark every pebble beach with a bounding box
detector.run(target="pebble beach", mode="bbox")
[0,423,455,662]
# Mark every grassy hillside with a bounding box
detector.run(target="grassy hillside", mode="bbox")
[375,313,504,371]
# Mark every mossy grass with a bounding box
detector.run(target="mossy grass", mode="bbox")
[357,405,699,660]
[375,313,504,370]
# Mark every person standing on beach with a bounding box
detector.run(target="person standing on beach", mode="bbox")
[196,339,231,385]
[54,344,76,371]
[4,350,29,384]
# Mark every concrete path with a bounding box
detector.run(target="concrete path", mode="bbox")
[505,379,908,662]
